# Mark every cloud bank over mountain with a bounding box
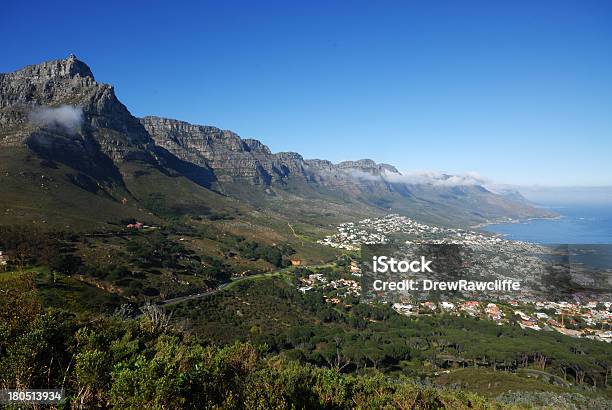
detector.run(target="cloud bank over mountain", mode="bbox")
[348,168,490,187]
[385,170,490,187]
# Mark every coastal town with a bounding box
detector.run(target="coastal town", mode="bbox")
[317,214,539,250]
[391,299,612,343]
[296,264,612,343]
[310,214,612,343]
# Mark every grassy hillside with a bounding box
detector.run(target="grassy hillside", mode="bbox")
[2,269,610,409]
[0,148,153,230]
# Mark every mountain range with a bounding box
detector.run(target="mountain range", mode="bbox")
[0,55,554,231]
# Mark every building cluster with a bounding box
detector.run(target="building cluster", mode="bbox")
[298,273,327,293]
[312,214,612,344]
[349,261,362,276]
[318,214,597,302]
[125,222,159,230]
[298,273,361,297]
[317,214,540,251]
[318,214,440,250]
[392,300,499,320]
[295,264,611,343]
[325,277,361,297]
[317,219,387,250]
[392,299,611,343]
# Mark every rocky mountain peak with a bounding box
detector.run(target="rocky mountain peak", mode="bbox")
[2,54,95,84]
[140,116,303,184]
[275,152,304,161]
[0,56,154,162]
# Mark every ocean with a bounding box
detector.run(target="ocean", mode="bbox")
[483,204,612,245]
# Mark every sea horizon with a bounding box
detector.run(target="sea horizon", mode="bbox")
[483,202,612,244]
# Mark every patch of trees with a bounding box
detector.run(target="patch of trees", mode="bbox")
[0,226,81,274]
[292,267,315,277]
[275,309,612,388]
[237,240,295,268]
[190,227,293,271]
[126,231,191,269]
[197,255,231,283]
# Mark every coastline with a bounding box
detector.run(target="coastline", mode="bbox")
[471,214,563,231]
[474,206,612,245]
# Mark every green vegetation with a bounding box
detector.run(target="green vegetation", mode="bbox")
[1,271,501,409]
[171,275,612,403]
[1,224,611,409]
[0,223,303,303]
[0,149,150,231]
[237,240,295,267]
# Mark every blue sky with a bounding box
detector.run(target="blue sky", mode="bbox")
[2,1,611,186]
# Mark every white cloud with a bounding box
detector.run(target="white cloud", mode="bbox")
[384,170,490,187]
[29,105,84,133]
[347,168,490,187]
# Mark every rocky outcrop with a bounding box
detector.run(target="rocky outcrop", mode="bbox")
[141,116,310,184]
[0,54,154,163]
[0,54,94,87]
[139,116,401,187]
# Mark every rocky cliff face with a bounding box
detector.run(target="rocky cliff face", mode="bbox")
[138,114,557,223]
[142,116,340,185]
[0,54,155,164]
[139,116,400,187]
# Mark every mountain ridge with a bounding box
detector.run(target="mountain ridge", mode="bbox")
[0,55,556,228]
